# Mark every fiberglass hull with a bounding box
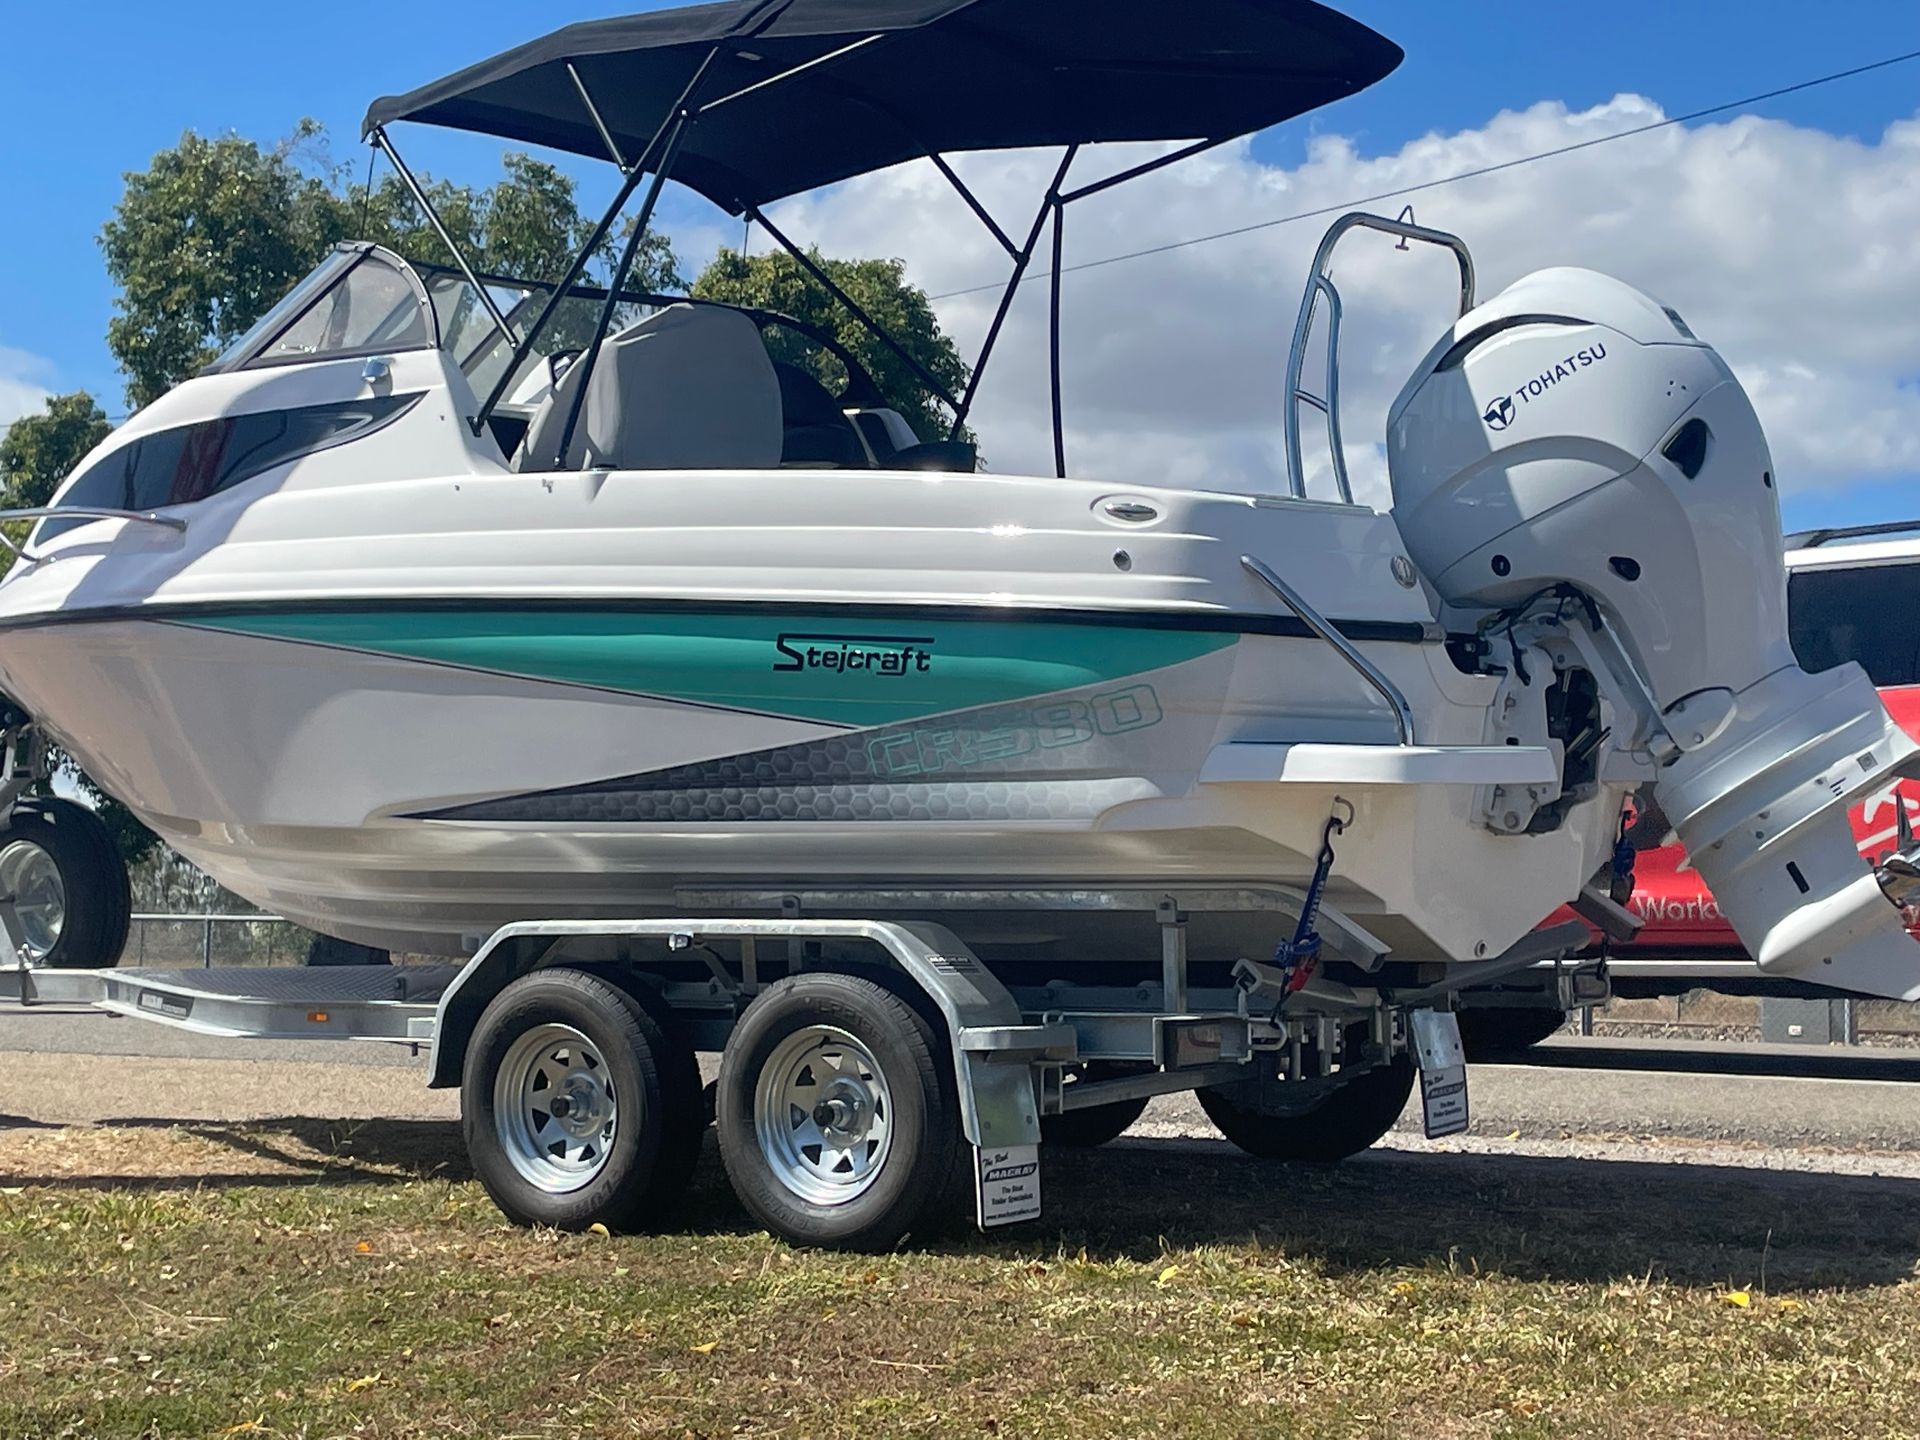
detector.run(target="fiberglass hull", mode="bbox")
[0,600,1611,964]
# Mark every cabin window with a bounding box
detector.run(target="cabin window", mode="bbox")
[35,395,421,544]
[1789,563,1920,688]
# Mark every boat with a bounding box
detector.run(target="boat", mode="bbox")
[2,0,1917,1007]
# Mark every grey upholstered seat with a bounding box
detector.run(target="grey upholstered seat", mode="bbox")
[519,304,783,472]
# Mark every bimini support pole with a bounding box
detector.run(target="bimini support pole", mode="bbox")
[949,145,1078,441]
[555,111,697,468]
[1049,198,1067,478]
[745,204,963,416]
[472,45,726,437]
[371,127,519,349]
[927,151,1019,259]
[950,137,1234,457]
[566,62,632,174]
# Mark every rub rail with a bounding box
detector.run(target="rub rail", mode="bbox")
[0,507,187,563]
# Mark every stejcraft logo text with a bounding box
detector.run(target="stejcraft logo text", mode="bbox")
[774,633,934,677]
[1483,342,1609,432]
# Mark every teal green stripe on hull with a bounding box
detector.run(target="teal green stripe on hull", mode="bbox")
[176,610,1236,726]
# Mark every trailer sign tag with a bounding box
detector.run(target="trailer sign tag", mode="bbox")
[138,990,194,1021]
[974,1145,1042,1229]
[1410,1010,1470,1139]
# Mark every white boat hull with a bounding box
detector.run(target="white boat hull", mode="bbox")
[0,608,1604,964]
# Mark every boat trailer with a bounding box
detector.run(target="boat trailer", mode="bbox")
[0,886,1587,1248]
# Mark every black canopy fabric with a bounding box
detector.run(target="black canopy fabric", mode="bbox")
[364,0,1401,215]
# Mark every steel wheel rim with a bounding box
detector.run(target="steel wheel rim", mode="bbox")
[754,1025,895,1207]
[0,839,65,964]
[494,1023,622,1194]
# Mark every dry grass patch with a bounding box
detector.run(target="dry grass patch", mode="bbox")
[2,1122,1918,1437]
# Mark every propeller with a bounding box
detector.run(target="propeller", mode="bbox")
[1875,787,1920,909]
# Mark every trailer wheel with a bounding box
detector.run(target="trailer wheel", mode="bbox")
[464,968,703,1232]
[717,971,961,1251]
[0,798,129,969]
[1456,1008,1567,1059]
[1041,1064,1152,1148]
[306,935,392,967]
[1198,1058,1415,1162]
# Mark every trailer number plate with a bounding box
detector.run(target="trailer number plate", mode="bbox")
[974,1145,1041,1229]
[1410,1010,1470,1139]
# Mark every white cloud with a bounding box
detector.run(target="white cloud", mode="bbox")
[0,345,54,432]
[756,97,1920,506]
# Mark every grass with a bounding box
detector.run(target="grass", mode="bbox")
[3,1121,1919,1438]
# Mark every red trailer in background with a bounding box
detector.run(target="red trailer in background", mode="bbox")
[1461,524,1920,1052]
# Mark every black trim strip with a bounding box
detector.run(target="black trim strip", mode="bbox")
[0,595,1438,647]
[1434,313,1588,373]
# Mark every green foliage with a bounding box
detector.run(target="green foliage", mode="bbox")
[349,155,684,295]
[100,124,348,410]
[99,123,684,409]
[693,248,970,442]
[0,392,110,510]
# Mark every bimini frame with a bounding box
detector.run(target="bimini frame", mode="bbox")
[365,34,1250,482]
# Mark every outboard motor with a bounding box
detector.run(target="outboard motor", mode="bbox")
[1389,268,1920,999]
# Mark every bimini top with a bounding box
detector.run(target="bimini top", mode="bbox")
[363,0,1402,215]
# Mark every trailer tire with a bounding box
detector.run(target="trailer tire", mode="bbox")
[1456,1008,1567,1059]
[0,798,129,970]
[1041,1064,1152,1149]
[1199,1058,1415,1162]
[717,971,961,1251]
[464,968,703,1232]
[306,935,392,967]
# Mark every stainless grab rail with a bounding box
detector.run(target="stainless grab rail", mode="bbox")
[0,508,188,562]
[1241,553,1417,746]
[1283,212,1477,504]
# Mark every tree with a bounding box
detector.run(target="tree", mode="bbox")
[0,393,111,511]
[693,248,970,443]
[99,124,683,409]
[100,126,347,410]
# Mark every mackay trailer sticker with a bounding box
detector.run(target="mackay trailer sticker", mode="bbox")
[975,1145,1042,1228]
[1410,1009,1470,1140]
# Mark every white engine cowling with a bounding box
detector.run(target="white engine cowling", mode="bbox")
[1387,268,1920,1000]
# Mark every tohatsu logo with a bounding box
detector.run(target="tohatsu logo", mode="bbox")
[1483,342,1610,432]
[774,633,934,678]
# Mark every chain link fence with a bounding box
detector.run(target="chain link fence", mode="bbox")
[123,913,317,969]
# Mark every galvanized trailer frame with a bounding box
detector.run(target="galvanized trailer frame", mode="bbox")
[2,886,1561,1234]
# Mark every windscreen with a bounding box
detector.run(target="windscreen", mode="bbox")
[203,249,437,377]
[425,272,649,402]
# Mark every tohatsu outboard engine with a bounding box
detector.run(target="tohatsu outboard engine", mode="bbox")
[1389,266,1920,1000]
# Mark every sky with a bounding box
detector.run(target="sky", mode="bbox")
[2,1,1918,531]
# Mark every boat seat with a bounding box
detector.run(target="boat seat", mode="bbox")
[518,304,782,472]
[774,363,868,468]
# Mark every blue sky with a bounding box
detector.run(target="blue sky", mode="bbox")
[2,1,1917,528]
